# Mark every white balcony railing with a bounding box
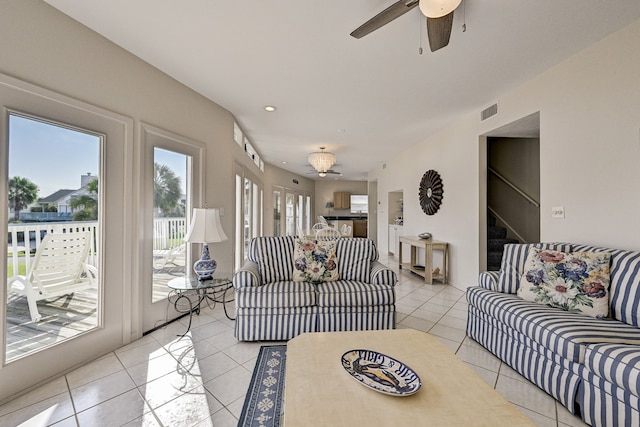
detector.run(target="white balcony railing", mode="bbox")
[7,217,186,276]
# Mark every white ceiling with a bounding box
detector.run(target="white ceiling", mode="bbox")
[44,0,640,180]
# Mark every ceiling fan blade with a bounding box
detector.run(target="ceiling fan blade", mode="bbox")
[426,11,454,51]
[351,0,419,39]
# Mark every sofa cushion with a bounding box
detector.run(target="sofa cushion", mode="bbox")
[467,286,640,363]
[316,280,395,307]
[497,243,573,294]
[517,248,611,318]
[336,239,376,282]
[235,281,317,309]
[292,239,338,283]
[572,245,640,328]
[584,343,640,398]
[248,236,296,284]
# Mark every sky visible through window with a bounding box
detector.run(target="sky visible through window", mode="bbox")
[8,115,186,200]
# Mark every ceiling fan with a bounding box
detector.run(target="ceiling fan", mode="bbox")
[308,147,342,177]
[350,0,462,52]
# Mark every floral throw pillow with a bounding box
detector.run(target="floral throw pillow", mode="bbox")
[292,239,339,283]
[517,248,611,318]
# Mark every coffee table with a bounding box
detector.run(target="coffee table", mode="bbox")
[284,329,534,426]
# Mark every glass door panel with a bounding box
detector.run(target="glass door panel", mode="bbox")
[6,114,100,361]
[273,190,281,236]
[152,148,189,303]
[285,192,295,236]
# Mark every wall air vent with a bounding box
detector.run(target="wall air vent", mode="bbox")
[481,103,498,121]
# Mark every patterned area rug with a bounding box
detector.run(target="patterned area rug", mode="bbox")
[238,345,287,427]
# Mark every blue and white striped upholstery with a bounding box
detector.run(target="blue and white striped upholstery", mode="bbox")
[235,281,316,309]
[370,261,397,286]
[478,271,499,290]
[469,242,640,425]
[496,243,573,294]
[233,261,260,288]
[573,245,640,327]
[316,281,395,307]
[580,370,640,427]
[336,238,376,282]
[248,236,296,284]
[234,306,317,341]
[584,343,640,398]
[317,305,395,332]
[234,237,396,341]
[467,287,640,363]
[467,304,582,412]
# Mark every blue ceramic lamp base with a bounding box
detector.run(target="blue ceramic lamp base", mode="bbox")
[193,244,217,281]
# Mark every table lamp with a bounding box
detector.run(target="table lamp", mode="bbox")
[184,208,227,280]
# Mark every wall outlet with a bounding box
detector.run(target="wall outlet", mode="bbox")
[551,206,565,219]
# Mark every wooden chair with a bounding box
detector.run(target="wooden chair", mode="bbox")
[8,231,97,322]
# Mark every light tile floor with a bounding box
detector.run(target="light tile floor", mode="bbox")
[0,254,589,426]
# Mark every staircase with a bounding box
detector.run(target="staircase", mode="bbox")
[487,215,519,271]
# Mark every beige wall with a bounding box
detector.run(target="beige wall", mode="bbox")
[371,17,640,288]
[315,180,368,217]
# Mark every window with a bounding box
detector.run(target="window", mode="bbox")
[151,147,189,303]
[234,121,263,169]
[6,113,101,360]
[235,166,263,270]
[350,194,369,214]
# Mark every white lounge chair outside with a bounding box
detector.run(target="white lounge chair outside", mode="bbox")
[8,231,97,322]
[153,244,186,270]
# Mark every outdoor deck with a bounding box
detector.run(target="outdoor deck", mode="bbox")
[5,218,186,360]
[6,289,98,360]
[6,271,182,361]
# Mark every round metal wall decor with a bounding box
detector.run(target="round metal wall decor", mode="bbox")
[419,170,443,215]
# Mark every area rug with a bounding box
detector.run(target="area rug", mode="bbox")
[238,345,287,427]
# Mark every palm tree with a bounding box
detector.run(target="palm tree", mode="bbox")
[154,163,182,216]
[9,176,38,221]
[71,178,98,221]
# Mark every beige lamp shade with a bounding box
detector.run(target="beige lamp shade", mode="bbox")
[184,208,228,243]
[419,0,462,18]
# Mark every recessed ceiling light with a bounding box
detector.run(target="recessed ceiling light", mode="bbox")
[282,161,287,164]
[264,105,277,112]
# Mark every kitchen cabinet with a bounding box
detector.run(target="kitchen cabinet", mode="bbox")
[333,192,350,209]
[353,219,367,237]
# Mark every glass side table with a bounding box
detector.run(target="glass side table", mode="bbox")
[167,273,234,336]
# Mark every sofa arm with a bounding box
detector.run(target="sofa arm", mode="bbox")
[478,271,500,291]
[370,261,398,286]
[233,261,261,289]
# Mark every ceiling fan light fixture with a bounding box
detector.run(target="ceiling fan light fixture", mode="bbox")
[318,172,327,177]
[419,0,462,18]
[308,147,336,173]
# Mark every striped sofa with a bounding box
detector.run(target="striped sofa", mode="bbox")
[233,236,397,342]
[466,243,640,427]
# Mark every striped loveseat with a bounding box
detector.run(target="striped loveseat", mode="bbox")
[233,236,397,341]
[466,243,640,427]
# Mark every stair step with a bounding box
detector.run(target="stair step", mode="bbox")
[488,226,507,239]
[487,238,519,251]
[488,215,497,227]
[487,251,503,271]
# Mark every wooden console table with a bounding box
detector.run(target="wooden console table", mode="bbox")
[398,236,448,284]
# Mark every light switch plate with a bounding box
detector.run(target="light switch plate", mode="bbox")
[551,206,565,219]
